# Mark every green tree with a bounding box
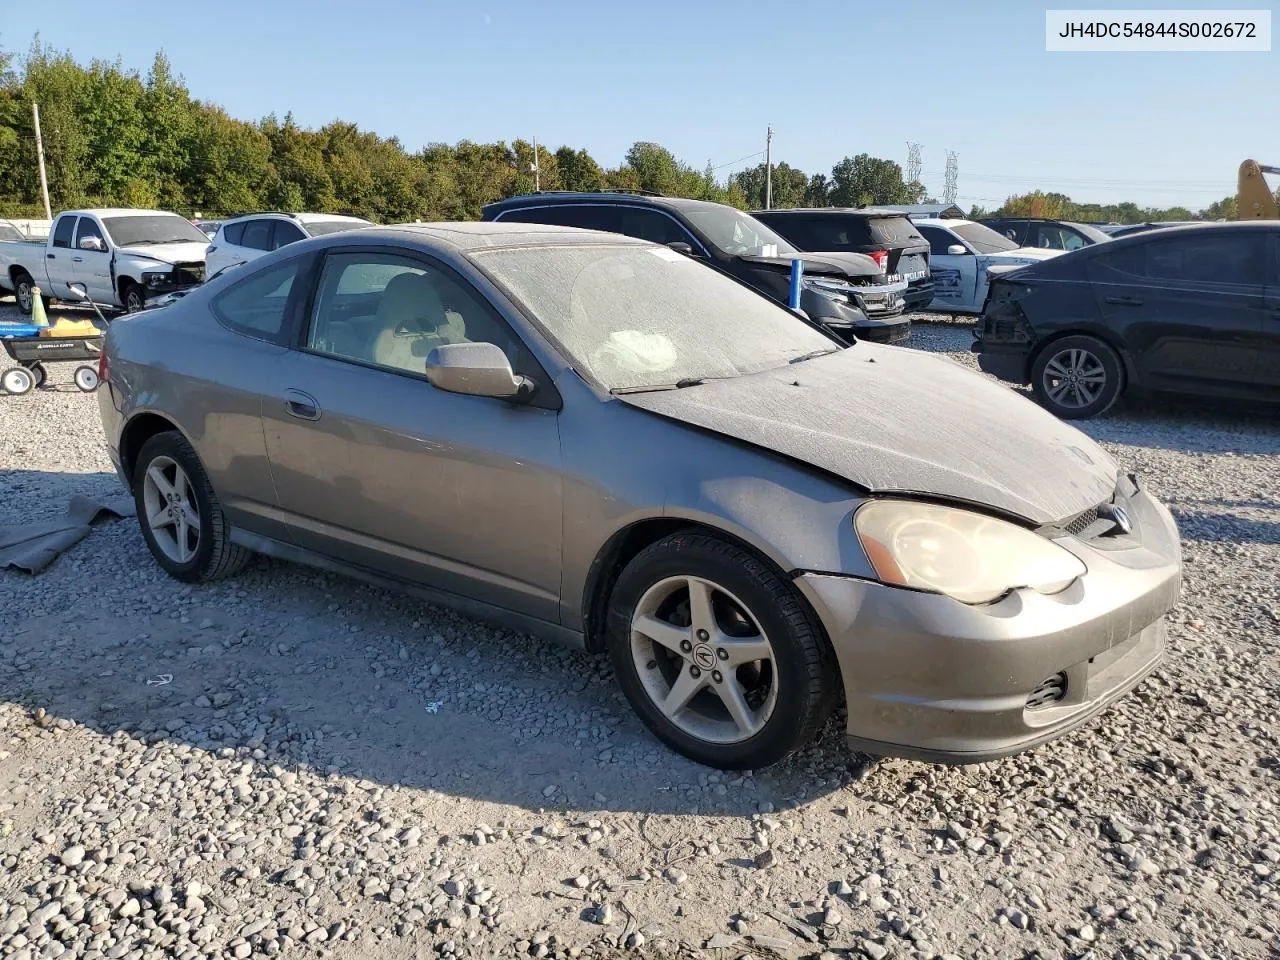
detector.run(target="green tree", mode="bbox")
[554,146,603,192]
[828,154,924,207]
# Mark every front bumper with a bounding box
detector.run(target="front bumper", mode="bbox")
[795,486,1182,764]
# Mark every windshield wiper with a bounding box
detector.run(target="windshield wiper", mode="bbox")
[789,347,841,364]
[611,377,709,395]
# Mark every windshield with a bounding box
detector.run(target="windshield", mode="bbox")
[951,222,1020,254]
[103,215,211,246]
[302,219,372,237]
[473,243,839,391]
[680,205,799,257]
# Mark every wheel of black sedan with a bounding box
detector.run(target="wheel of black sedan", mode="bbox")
[1031,334,1124,420]
[606,530,838,770]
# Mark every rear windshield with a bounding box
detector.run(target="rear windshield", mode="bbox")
[766,213,923,251]
[680,205,798,257]
[302,219,372,237]
[952,222,1019,254]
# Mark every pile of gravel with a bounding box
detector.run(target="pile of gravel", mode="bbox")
[2,310,1277,960]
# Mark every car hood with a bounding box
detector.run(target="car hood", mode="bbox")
[618,343,1118,525]
[116,240,210,264]
[740,250,882,279]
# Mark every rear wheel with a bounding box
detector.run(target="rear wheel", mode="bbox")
[24,362,47,388]
[134,431,251,582]
[606,531,838,770]
[1031,335,1124,420]
[13,271,35,314]
[73,365,100,392]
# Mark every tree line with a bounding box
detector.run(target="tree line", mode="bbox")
[0,40,1261,225]
[968,190,1248,224]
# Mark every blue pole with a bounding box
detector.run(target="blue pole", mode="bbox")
[788,258,805,310]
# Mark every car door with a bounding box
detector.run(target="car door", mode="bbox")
[237,218,275,265]
[271,220,306,251]
[43,215,78,296]
[1091,231,1267,394]
[917,224,972,311]
[260,247,565,623]
[1259,230,1280,389]
[71,216,114,302]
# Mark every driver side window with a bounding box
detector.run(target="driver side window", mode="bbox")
[305,252,534,378]
[921,226,960,257]
[76,218,105,249]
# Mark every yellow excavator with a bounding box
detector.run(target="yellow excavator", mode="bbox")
[1237,159,1279,219]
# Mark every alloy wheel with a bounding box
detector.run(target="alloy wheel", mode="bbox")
[1041,347,1107,409]
[629,575,778,744]
[142,455,201,563]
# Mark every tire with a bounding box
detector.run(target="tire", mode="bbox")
[24,362,47,389]
[73,365,100,392]
[606,530,838,770]
[13,271,35,314]
[1031,334,1125,420]
[122,282,145,314]
[2,366,35,395]
[133,431,251,583]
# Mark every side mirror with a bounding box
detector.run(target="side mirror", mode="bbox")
[425,342,532,401]
[666,241,695,256]
[66,282,88,300]
[78,235,105,252]
[946,244,968,256]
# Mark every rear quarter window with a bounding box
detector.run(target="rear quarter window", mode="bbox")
[211,257,305,344]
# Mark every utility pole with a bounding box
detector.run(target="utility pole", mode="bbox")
[765,126,774,210]
[32,103,52,221]
[531,135,541,192]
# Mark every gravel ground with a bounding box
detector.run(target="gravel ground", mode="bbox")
[2,301,1278,960]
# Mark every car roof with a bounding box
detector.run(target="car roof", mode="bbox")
[913,218,973,228]
[363,221,653,252]
[485,192,738,215]
[67,208,185,218]
[751,207,909,219]
[294,212,371,224]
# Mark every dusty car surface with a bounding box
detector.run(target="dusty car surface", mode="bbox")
[97,223,1183,769]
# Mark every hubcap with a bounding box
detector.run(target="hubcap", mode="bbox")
[1043,348,1107,409]
[142,456,200,564]
[17,283,32,312]
[630,576,778,744]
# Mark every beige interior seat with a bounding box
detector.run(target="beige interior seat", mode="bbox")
[371,272,467,373]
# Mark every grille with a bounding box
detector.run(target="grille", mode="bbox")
[1064,507,1100,537]
[1026,672,1067,710]
[173,261,205,285]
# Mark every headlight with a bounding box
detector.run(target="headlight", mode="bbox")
[142,271,172,288]
[854,500,1086,604]
[804,278,852,303]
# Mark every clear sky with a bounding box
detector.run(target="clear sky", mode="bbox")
[5,0,1278,210]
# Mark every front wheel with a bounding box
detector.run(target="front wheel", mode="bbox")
[607,531,838,770]
[1031,335,1124,420]
[73,365,100,392]
[122,283,145,313]
[24,362,47,389]
[133,431,251,582]
[2,366,35,395]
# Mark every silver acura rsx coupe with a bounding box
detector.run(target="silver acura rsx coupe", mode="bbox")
[96,222,1183,770]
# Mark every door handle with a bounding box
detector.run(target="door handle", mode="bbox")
[47,253,55,259]
[283,389,320,421]
[1104,296,1142,306]
[72,256,84,263]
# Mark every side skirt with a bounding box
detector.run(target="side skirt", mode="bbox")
[230,529,587,652]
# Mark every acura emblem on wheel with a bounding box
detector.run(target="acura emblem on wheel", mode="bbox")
[693,644,716,670]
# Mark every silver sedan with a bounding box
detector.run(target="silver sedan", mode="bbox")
[96,223,1182,769]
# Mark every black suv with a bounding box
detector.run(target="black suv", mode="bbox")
[979,218,1112,251]
[752,208,934,311]
[481,192,910,344]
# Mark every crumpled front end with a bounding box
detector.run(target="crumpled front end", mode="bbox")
[795,476,1183,763]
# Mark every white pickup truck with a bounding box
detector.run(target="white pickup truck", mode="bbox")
[0,208,211,314]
